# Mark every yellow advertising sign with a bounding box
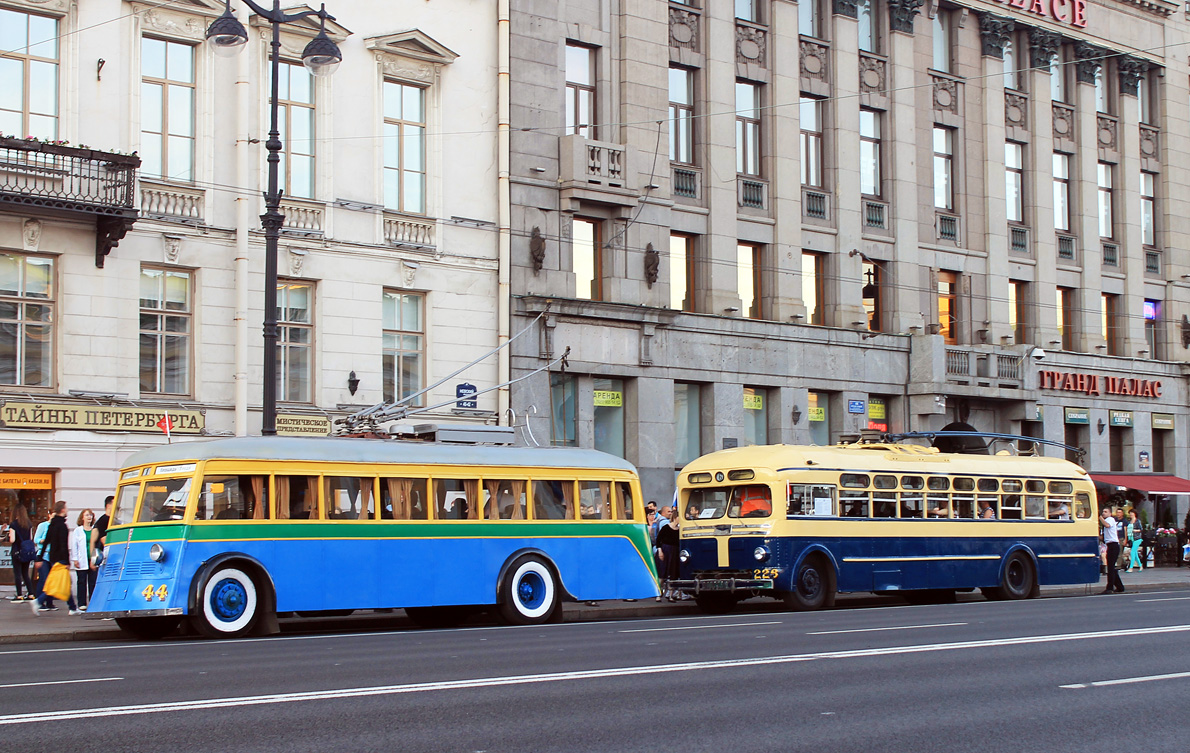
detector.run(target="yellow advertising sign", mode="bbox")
[0,402,204,434]
[808,407,826,422]
[0,473,53,489]
[1152,413,1174,430]
[743,393,764,411]
[868,398,886,420]
[593,390,622,408]
[276,414,332,437]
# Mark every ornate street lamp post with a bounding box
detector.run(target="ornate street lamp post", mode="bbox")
[206,0,342,435]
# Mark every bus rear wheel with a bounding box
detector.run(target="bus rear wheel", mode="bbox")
[498,556,558,625]
[115,616,181,640]
[192,566,260,639]
[783,556,834,611]
[998,552,1036,600]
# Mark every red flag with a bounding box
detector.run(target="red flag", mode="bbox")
[156,413,173,437]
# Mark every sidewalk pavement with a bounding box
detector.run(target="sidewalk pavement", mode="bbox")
[2,566,1188,645]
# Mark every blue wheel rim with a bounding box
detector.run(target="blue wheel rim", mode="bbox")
[516,571,546,610]
[209,577,248,621]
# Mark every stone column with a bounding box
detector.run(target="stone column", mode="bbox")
[1117,56,1147,356]
[976,12,1013,341]
[830,0,867,330]
[1068,42,1102,352]
[768,0,805,321]
[1026,28,1061,348]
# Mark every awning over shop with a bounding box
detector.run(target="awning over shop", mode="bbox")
[1090,473,1190,494]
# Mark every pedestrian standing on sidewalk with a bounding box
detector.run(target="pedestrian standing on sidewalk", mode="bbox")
[69,509,97,611]
[1126,509,1143,572]
[656,506,681,601]
[5,504,35,601]
[30,510,51,602]
[32,500,79,616]
[1101,507,1125,594]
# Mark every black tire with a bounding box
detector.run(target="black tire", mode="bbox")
[783,555,834,611]
[191,566,261,638]
[1000,552,1036,600]
[903,589,957,605]
[694,593,736,614]
[405,606,469,629]
[498,556,559,625]
[115,616,181,640]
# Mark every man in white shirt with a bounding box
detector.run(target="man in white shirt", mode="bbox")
[1101,507,1125,594]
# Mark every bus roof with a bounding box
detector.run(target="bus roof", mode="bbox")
[120,436,638,474]
[681,443,1089,478]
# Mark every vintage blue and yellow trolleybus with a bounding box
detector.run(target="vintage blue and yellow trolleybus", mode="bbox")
[86,434,659,638]
[672,439,1099,612]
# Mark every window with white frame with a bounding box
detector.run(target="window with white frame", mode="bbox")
[565,43,596,139]
[670,233,694,312]
[857,0,877,53]
[139,267,191,395]
[0,252,53,388]
[1137,72,1153,124]
[0,8,58,139]
[1097,162,1113,239]
[141,37,195,182]
[1049,49,1068,102]
[382,289,424,406]
[271,61,315,199]
[736,81,761,176]
[737,243,761,319]
[801,97,823,187]
[1005,142,1024,223]
[276,280,313,402]
[933,126,954,210]
[932,11,952,74]
[798,0,820,37]
[1053,153,1071,231]
[1094,63,1111,114]
[859,108,881,196]
[669,66,694,164]
[1141,171,1156,247]
[736,0,760,23]
[383,80,426,214]
[572,217,601,300]
[1002,35,1020,90]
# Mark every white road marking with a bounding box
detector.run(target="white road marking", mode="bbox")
[806,622,966,635]
[1135,596,1190,603]
[619,621,782,633]
[2,624,1189,726]
[0,677,122,690]
[1061,670,1190,689]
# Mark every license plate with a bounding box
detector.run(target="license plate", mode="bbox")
[699,579,733,591]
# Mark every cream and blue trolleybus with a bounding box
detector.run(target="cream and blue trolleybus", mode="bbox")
[672,436,1099,612]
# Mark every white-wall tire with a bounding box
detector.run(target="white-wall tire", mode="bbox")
[194,566,259,638]
[498,557,558,625]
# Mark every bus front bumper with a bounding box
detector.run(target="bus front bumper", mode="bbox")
[83,607,185,621]
[669,578,774,593]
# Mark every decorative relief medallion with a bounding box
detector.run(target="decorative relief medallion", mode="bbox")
[1004,92,1027,127]
[1139,125,1159,160]
[736,24,766,66]
[162,234,182,263]
[859,54,886,93]
[669,8,699,49]
[932,76,958,113]
[141,9,204,40]
[800,39,829,81]
[1052,103,1075,138]
[22,219,41,251]
[1097,115,1118,150]
[288,247,306,276]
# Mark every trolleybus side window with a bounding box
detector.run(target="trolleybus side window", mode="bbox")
[1000,479,1023,519]
[787,484,835,516]
[841,489,869,518]
[1073,492,1092,518]
[276,475,319,520]
[326,477,375,520]
[579,480,611,519]
[1047,495,1072,520]
[198,475,269,520]
[533,479,575,520]
[380,477,429,520]
[952,477,976,518]
[1025,492,1046,519]
[113,482,141,526]
[482,479,526,520]
[733,484,772,518]
[615,481,634,520]
[436,478,481,520]
[872,475,897,519]
[138,477,191,522]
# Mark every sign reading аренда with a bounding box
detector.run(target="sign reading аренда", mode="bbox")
[0,402,204,434]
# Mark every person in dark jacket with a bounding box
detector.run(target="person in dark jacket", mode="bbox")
[656,507,681,601]
[5,504,34,601]
[33,500,78,615]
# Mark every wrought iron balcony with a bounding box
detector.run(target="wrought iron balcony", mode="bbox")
[0,136,139,267]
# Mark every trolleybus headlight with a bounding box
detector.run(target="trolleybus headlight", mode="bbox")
[149,543,166,563]
[679,549,690,563]
[753,545,771,563]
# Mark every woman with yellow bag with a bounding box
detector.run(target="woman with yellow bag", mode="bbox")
[32,500,79,616]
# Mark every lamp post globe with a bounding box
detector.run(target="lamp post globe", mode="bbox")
[301,29,342,76]
[205,4,249,55]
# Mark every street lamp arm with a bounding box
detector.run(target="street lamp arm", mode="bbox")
[238,0,336,26]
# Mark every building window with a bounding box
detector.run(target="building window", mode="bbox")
[1102,293,1120,355]
[736,0,760,23]
[1057,286,1074,351]
[276,281,312,402]
[0,9,58,139]
[593,377,625,458]
[674,382,701,467]
[1143,299,1160,359]
[937,270,958,344]
[1002,35,1019,90]
[859,109,881,197]
[139,267,191,395]
[862,261,881,332]
[800,97,823,187]
[383,81,426,214]
[271,61,315,199]
[382,290,424,406]
[807,390,829,446]
[857,0,877,53]
[743,387,768,446]
[1140,171,1156,247]
[670,233,694,312]
[1005,142,1024,223]
[565,43,596,139]
[802,252,824,325]
[798,0,819,37]
[1049,49,1067,103]
[1094,63,1110,114]
[933,126,954,210]
[550,372,577,447]
[1053,153,1071,232]
[140,37,195,182]
[669,67,694,165]
[572,217,601,301]
[932,11,952,74]
[0,252,53,388]
[1137,72,1153,124]
[736,82,761,176]
[737,243,762,319]
[1009,280,1028,345]
[1097,162,1113,239]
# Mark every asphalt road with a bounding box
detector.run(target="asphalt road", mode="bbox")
[2,591,1188,752]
